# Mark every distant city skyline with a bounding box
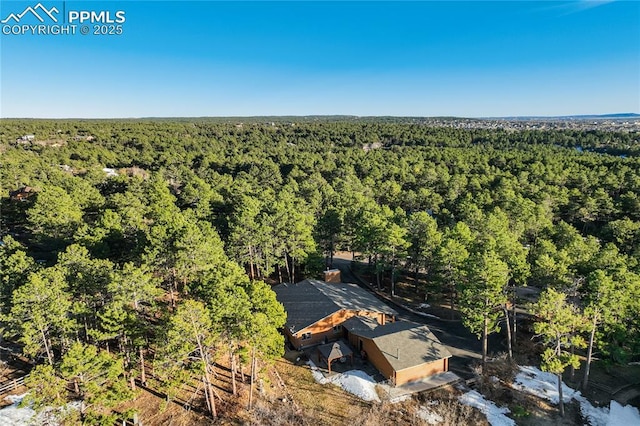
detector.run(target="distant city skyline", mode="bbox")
[1,1,638,118]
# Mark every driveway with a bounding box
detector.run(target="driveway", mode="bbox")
[332,257,506,379]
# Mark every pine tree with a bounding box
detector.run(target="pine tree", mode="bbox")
[2,268,75,364]
[458,249,509,367]
[531,288,586,417]
[155,300,219,417]
[60,341,134,422]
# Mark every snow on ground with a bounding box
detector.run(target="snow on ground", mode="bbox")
[307,360,328,385]
[332,370,381,402]
[514,366,606,425]
[307,360,380,402]
[513,366,640,426]
[513,366,579,404]
[458,390,515,426]
[416,405,443,425]
[0,394,81,426]
[608,401,640,426]
[0,394,35,426]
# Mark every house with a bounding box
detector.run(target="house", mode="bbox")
[9,186,36,201]
[274,279,452,386]
[17,134,35,142]
[102,168,118,177]
[273,279,397,349]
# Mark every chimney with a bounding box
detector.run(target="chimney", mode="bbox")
[323,269,341,283]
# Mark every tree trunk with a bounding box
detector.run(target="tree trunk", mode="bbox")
[284,254,291,283]
[390,255,396,297]
[512,287,517,346]
[292,256,296,283]
[41,328,53,365]
[482,314,488,368]
[570,345,575,381]
[170,268,177,308]
[329,239,334,267]
[140,347,147,385]
[558,373,565,417]
[248,347,256,410]
[202,375,211,414]
[204,365,217,417]
[194,324,216,417]
[448,264,455,320]
[277,265,282,284]
[248,245,255,280]
[504,306,513,360]
[230,347,237,396]
[582,315,597,390]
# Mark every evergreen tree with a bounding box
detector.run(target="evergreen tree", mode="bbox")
[531,288,586,417]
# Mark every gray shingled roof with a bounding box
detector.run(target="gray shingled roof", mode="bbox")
[342,316,379,333]
[351,321,452,371]
[318,340,353,361]
[314,280,398,316]
[273,279,397,333]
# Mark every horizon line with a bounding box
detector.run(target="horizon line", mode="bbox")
[1,113,639,121]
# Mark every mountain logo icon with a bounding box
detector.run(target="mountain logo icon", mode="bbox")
[1,3,59,24]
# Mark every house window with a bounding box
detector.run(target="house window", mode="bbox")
[333,325,342,333]
[301,332,312,341]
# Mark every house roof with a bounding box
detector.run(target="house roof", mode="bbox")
[342,316,378,333]
[351,321,452,372]
[273,279,397,334]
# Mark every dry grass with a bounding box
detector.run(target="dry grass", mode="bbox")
[270,352,371,425]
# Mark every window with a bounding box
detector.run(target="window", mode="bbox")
[333,325,342,333]
[301,332,312,341]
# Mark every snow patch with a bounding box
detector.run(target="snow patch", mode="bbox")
[307,360,328,384]
[607,401,640,426]
[513,366,640,426]
[332,370,381,402]
[513,366,579,404]
[0,394,35,426]
[307,360,380,402]
[458,390,515,426]
[416,405,443,424]
[0,393,81,426]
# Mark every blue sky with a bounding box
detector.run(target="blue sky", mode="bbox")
[1,1,638,118]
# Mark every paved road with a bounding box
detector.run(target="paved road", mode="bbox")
[332,257,506,379]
